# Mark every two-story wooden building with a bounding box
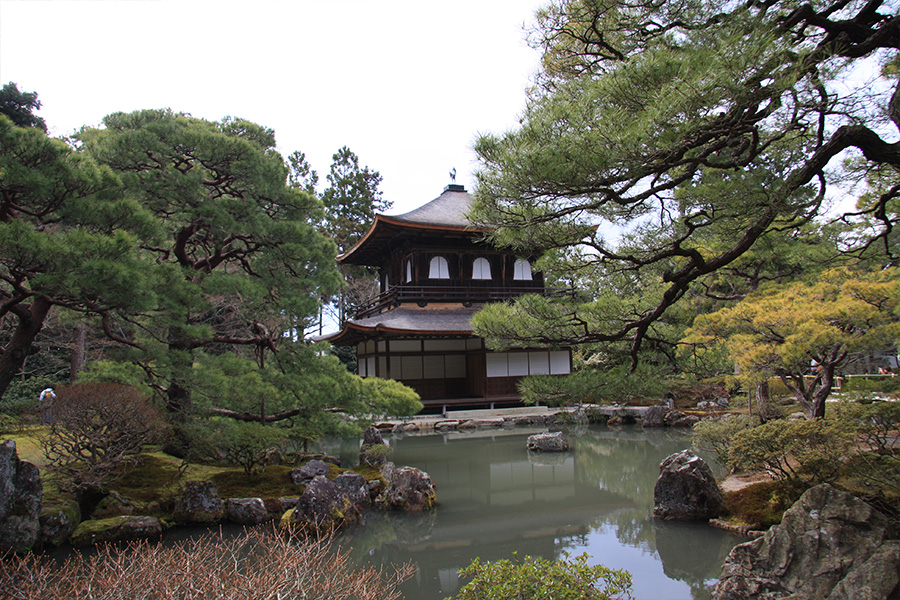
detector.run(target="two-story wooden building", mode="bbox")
[319,183,571,413]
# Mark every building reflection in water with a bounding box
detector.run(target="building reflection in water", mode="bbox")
[339,425,743,600]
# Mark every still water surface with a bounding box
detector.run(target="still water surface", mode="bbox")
[324,424,744,600]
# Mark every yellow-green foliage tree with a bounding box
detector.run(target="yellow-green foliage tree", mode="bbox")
[683,268,900,418]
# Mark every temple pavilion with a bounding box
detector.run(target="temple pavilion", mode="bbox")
[319,183,572,414]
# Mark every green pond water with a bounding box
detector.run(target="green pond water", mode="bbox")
[323,423,745,600]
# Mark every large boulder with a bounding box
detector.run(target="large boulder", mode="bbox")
[226,497,271,525]
[664,410,701,427]
[291,475,360,532]
[379,466,437,511]
[173,481,225,524]
[653,450,723,520]
[39,500,81,547]
[290,459,330,485]
[526,431,570,452]
[713,484,900,600]
[642,405,668,428]
[0,440,43,552]
[333,471,370,508]
[70,515,163,547]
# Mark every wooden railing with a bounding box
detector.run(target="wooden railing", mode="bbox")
[353,285,574,319]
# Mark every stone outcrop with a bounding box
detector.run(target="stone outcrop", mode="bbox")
[641,404,668,428]
[226,497,271,525]
[39,501,81,548]
[713,484,900,600]
[379,465,437,511]
[359,426,390,468]
[333,471,370,508]
[173,481,225,524]
[290,459,330,485]
[291,475,360,531]
[526,431,570,452]
[70,515,163,547]
[664,410,701,427]
[0,440,43,552]
[653,450,723,520]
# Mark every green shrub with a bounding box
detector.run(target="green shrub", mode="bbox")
[842,375,900,395]
[835,401,900,494]
[727,418,854,487]
[450,552,632,600]
[722,481,801,529]
[692,414,755,468]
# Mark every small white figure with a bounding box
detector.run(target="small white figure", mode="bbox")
[40,387,56,423]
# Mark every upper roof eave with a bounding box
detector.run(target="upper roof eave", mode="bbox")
[337,185,490,265]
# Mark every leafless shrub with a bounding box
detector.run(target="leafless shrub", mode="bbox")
[40,383,165,493]
[0,528,414,600]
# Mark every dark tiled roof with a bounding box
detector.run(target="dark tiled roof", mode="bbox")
[388,185,474,228]
[337,184,487,266]
[316,304,481,344]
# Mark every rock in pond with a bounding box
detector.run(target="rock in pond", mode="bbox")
[71,515,163,547]
[642,404,668,428]
[0,439,42,552]
[333,471,370,508]
[290,459,330,485]
[39,500,81,548]
[359,426,390,468]
[173,481,225,524]
[526,431,570,452]
[289,475,360,532]
[226,497,271,525]
[713,484,900,600]
[653,449,723,521]
[379,466,437,511]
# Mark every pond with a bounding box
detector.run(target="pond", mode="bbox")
[324,424,745,600]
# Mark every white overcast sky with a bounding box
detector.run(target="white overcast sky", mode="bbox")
[0,0,547,214]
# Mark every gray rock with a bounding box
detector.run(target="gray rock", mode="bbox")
[173,481,224,524]
[526,431,570,452]
[70,516,163,547]
[653,450,723,520]
[333,471,370,508]
[279,496,300,511]
[290,459,330,485]
[642,405,668,428]
[713,484,900,600]
[0,440,43,552]
[360,426,390,468]
[292,475,359,532]
[664,410,701,427]
[91,491,135,518]
[226,497,271,525]
[39,501,81,547]
[379,466,437,511]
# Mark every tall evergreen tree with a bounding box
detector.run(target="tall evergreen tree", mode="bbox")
[471,0,900,363]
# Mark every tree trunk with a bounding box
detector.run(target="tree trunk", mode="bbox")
[754,380,772,422]
[0,296,53,399]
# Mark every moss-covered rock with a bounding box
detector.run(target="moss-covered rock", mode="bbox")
[39,499,81,547]
[173,481,224,524]
[70,515,163,547]
[0,440,42,552]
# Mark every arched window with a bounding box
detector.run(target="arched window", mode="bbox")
[472,257,492,280]
[404,259,413,283]
[428,256,450,279]
[513,258,533,281]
